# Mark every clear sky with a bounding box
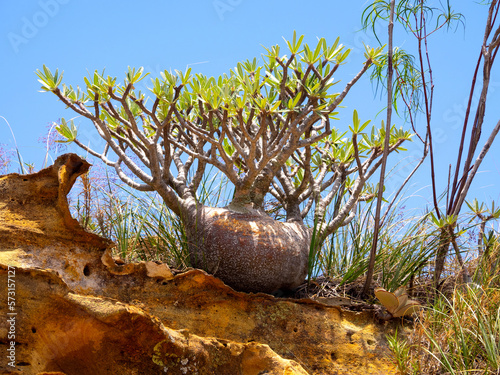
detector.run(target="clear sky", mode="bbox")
[1,0,499,215]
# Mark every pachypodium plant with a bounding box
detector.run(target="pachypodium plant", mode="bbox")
[37,32,411,293]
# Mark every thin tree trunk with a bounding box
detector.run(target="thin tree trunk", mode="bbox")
[433,228,451,290]
[448,226,472,284]
[452,119,500,216]
[478,220,487,258]
[362,0,395,296]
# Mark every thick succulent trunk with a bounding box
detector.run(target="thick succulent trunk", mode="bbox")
[179,199,311,294]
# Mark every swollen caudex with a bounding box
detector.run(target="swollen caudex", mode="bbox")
[184,205,311,293]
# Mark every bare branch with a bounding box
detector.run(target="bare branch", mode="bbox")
[453,118,500,217]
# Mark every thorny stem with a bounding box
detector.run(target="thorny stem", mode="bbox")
[450,1,500,215]
[453,119,500,216]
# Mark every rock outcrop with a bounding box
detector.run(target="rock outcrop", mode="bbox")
[0,265,307,375]
[0,154,401,374]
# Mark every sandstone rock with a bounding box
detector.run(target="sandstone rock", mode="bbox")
[0,154,402,374]
[0,266,306,374]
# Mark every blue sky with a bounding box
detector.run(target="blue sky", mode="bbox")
[1,0,499,215]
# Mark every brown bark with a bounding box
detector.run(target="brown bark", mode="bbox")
[433,227,451,289]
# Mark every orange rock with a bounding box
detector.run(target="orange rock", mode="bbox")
[0,266,306,374]
[0,154,400,374]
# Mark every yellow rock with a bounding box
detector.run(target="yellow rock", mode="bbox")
[0,154,400,374]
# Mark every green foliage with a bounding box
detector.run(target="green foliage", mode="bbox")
[361,0,464,41]
[35,32,386,164]
[386,330,415,374]
[35,64,63,91]
[310,196,437,289]
[55,118,78,143]
[36,30,415,264]
[361,0,463,120]
[466,199,500,221]
[28,5,500,373]
[370,48,422,114]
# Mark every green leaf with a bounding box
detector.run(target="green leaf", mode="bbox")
[353,109,360,130]
[55,118,77,143]
[336,49,351,64]
[313,38,324,61]
[126,66,149,85]
[359,119,371,133]
[285,30,304,54]
[176,68,192,85]
[269,100,281,113]
[223,138,235,157]
[293,168,304,187]
[287,91,302,109]
[35,65,64,92]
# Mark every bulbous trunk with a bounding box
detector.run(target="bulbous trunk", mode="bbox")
[180,201,311,294]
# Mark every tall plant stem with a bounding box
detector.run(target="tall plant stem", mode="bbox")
[433,1,500,285]
[447,225,472,284]
[417,2,439,218]
[362,0,395,296]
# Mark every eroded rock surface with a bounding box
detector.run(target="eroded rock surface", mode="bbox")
[0,266,306,375]
[0,154,400,374]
